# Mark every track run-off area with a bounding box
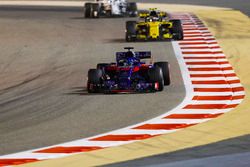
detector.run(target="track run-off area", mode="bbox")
[0,1,249,167]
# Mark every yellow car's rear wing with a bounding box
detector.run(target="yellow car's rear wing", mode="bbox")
[139,8,167,18]
[149,8,157,11]
[139,12,149,18]
[159,11,167,18]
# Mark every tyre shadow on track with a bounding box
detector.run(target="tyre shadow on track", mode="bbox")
[70,16,138,20]
[104,38,172,43]
[65,87,156,96]
[70,16,85,20]
[64,87,98,96]
[104,38,127,43]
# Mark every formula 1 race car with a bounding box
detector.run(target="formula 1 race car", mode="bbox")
[125,8,183,41]
[84,0,137,18]
[87,47,170,93]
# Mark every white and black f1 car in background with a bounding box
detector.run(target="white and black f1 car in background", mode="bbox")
[84,0,137,18]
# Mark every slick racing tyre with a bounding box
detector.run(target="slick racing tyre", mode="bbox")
[84,3,92,18]
[148,66,164,91]
[126,21,137,42]
[97,63,109,73]
[127,2,138,17]
[97,63,109,70]
[154,62,170,85]
[170,19,184,40]
[84,3,99,18]
[91,3,100,18]
[87,81,98,93]
[87,69,102,93]
[88,69,102,84]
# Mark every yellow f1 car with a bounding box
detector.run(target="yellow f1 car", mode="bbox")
[125,8,183,42]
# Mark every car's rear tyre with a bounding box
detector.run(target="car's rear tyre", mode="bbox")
[87,81,96,93]
[91,3,100,18]
[126,21,137,42]
[97,63,109,69]
[127,2,137,17]
[159,24,168,39]
[97,63,109,73]
[170,19,183,40]
[85,3,99,18]
[154,62,170,85]
[148,66,164,91]
[84,3,92,18]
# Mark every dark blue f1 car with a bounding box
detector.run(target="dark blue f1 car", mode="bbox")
[87,47,170,93]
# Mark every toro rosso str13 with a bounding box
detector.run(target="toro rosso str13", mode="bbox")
[87,47,170,93]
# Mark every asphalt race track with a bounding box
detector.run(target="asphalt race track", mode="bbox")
[0,8,185,155]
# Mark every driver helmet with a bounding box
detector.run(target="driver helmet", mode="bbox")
[150,10,157,17]
[147,16,158,22]
[125,51,135,58]
[118,59,127,66]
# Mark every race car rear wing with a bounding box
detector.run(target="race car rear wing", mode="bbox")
[135,51,151,59]
[139,9,167,18]
[159,11,167,18]
[139,12,149,18]
[116,51,151,61]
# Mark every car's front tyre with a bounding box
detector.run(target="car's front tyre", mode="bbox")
[87,69,102,93]
[154,61,170,86]
[170,19,184,40]
[148,66,164,91]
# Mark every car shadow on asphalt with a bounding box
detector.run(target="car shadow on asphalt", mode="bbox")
[65,87,155,96]
[70,16,85,20]
[64,87,101,96]
[70,16,137,20]
[104,38,172,44]
[104,38,127,43]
